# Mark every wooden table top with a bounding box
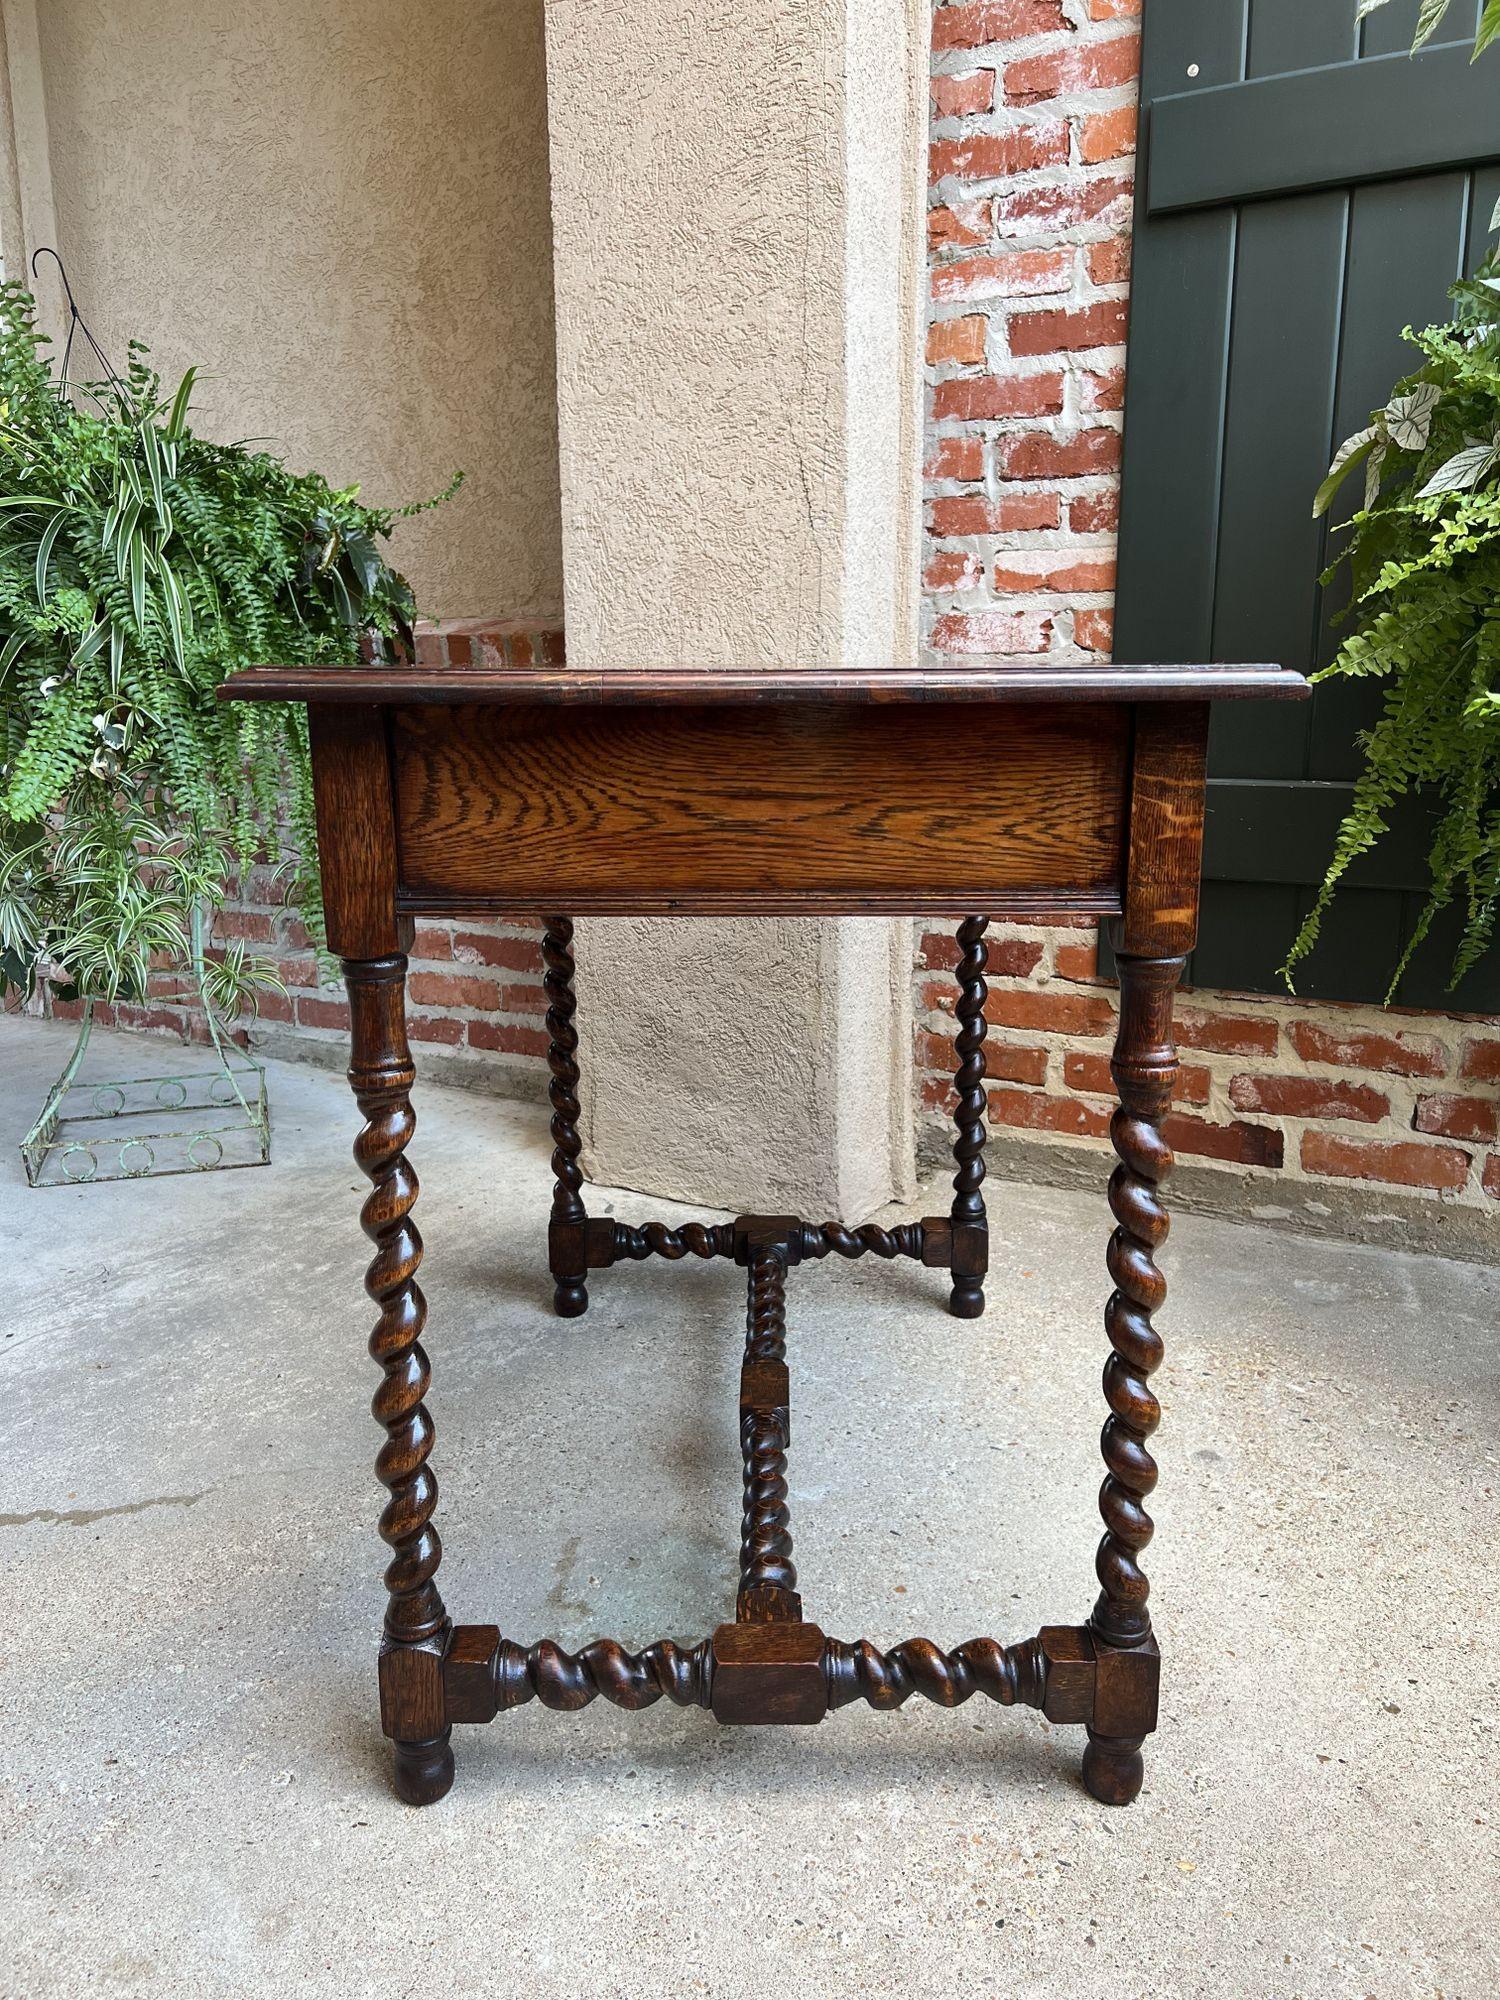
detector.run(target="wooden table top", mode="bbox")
[220,662,1308,708]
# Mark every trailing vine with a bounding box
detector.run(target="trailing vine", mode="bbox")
[0,281,454,1010]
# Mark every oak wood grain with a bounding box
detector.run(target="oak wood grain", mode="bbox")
[390,701,1131,912]
[1121,702,1211,956]
[308,704,409,959]
[221,662,1307,706]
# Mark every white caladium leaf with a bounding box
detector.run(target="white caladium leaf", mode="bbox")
[1416,435,1500,499]
[1364,441,1388,512]
[1313,425,1379,518]
[1477,0,1500,57]
[1384,382,1441,451]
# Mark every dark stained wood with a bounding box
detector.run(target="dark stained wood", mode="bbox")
[1081,1731,1149,1807]
[444,1627,715,1720]
[223,661,1306,705]
[413,887,1121,919]
[390,702,1131,913]
[440,1618,1135,1726]
[737,1235,799,1623]
[710,1621,827,1725]
[1083,951,1184,1806]
[345,951,453,1805]
[443,1625,503,1725]
[308,705,410,959]
[228,661,1307,1806]
[1122,701,1211,956]
[824,1633,1046,1711]
[1094,950,1181,1651]
[800,1218,928,1260]
[947,916,990,1319]
[542,916,589,1318]
[1036,1626,1095,1725]
[1093,1633,1161,1739]
[591,1210,943,1271]
[606,1219,737,1262]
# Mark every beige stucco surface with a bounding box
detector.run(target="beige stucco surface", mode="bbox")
[7,0,562,619]
[572,915,916,1222]
[543,0,924,667]
[545,0,929,1217]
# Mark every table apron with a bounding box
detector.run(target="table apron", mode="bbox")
[386,699,1131,915]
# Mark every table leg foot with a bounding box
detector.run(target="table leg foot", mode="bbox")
[948,1278,985,1319]
[1081,1729,1145,1807]
[392,1730,455,1806]
[553,1278,589,1318]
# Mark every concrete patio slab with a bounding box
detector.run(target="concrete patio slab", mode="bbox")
[2,1015,1496,1998]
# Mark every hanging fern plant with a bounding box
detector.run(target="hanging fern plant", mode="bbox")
[1289,0,1500,994]
[1284,256,1500,994]
[0,280,454,1011]
[1356,0,1500,63]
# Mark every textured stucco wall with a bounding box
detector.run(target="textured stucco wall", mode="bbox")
[21,0,562,619]
[545,0,929,1218]
[543,0,925,668]
[545,0,841,665]
[845,0,930,670]
[568,917,915,1222]
[0,7,24,275]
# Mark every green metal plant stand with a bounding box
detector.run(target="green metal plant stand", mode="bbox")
[21,969,271,1189]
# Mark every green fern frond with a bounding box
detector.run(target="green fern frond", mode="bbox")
[1288,269,1500,994]
[0,279,453,1008]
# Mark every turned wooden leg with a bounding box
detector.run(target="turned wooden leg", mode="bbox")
[391,1732,455,1806]
[948,915,990,1319]
[738,1239,798,1621]
[345,953,454,1806]
[1083,950,1182,1806]
[1081,1731,1146,1806]
[543,916,589,1317]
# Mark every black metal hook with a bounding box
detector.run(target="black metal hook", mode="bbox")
[29,245,123,394]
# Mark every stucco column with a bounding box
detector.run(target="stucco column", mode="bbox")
[0,0,60,316]
[543,0,929,1218]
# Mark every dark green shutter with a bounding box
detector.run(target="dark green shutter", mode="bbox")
[1115,0,1500,1008]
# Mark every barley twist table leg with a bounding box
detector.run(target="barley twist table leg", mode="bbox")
[544,915,589,1317]
[739,1244,798,1618]
[948,915,990,1319]
[1082,950,1183,1806]
[345,953,453,1805]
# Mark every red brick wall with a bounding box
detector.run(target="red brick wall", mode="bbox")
[915,921,1500,1214]
[916,0,1496,1224]
[45,0,1498,1231]
[924,0,1134,666]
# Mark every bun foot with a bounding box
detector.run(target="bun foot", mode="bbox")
[392,1730,455,1806]
[1081,1730,1145,1807]
[553,1279,589,1318]
[948,1279,985,1319]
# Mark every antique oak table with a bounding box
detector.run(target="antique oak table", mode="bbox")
[222,660,1306,1808]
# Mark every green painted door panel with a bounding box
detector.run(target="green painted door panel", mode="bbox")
[1115,0,1499,1008]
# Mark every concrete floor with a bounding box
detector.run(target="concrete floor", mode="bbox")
[2,1014,1497,1999]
